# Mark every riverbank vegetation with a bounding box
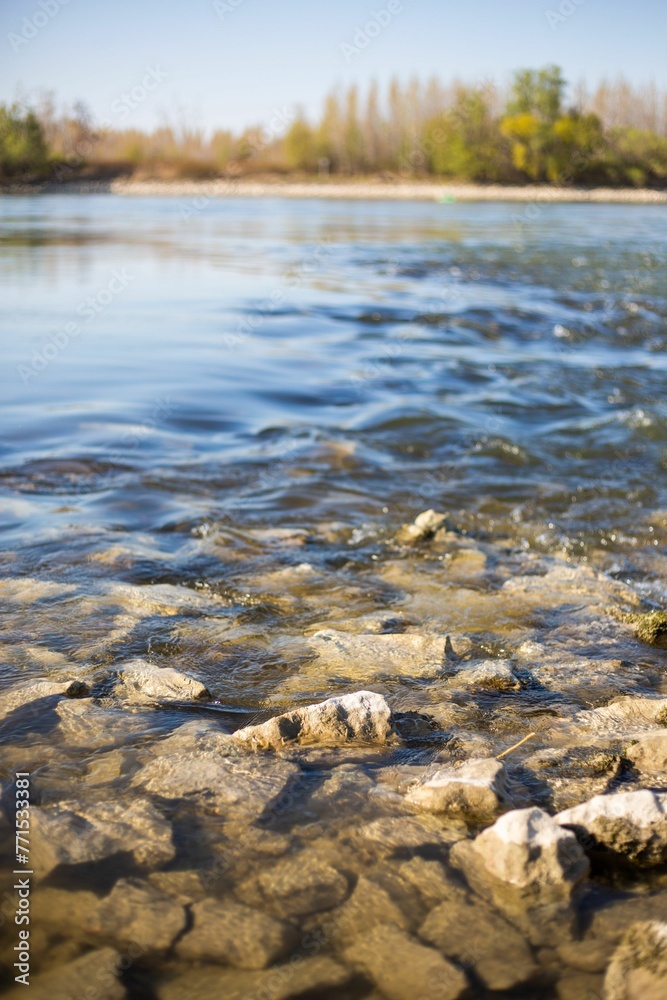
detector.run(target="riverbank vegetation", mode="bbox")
[2,67,667,186]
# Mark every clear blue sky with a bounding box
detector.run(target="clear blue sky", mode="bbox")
[1,0,666,133]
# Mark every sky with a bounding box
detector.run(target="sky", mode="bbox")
[1,0,666,134]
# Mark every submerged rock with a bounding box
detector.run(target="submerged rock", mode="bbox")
[306,629,450,680]
[420,896,537,991]
[4,947,125,1000]
[156,957,352,1000]
[175,898,297,968]
[114,658,210,703]
[0,678,90,723]
[132,752,298,819]
[556,790,667,867]
[569,696,667,735]
[344,924,469,1000]
[233,690,395,749]
[31,797,175,877]
[323,875,411,947]
[448,659,520,691]
[237,852,349,918]
[604,920,667,1000]
[406,757,513,819]
[625,731,667,776]
[87,878,186,953]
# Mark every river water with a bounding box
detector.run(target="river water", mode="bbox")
[1,196,667,998]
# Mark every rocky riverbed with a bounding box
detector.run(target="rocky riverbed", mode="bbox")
[1,508,667,999]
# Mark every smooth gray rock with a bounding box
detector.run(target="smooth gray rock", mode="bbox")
[114,658,210,703]
[233,690,395,748]
[604,920,667,1000]
[176,898,297,968]
[86,878,186,953]
[406,757,513,819]
[556,791,667,867]
[344,924,469,1000]
[31,797,175,877]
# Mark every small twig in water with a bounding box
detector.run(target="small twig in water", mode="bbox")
[497,732,537,759]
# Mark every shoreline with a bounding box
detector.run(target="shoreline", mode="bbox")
[2,177,667,203]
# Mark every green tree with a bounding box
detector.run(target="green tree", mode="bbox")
[425,87,510,182]
[0,104,48,180]
[284,115,318,171]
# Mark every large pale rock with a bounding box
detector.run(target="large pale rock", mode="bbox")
[625,731,667,775]
[55,698,148,750]
[406,758,513,819]
[175,898,297,968]
[86,878,186,953]
[132,752,298,819]
[238,852,349,918]
[114,658,210,703]
[3,947,125,1000]
[451,807,589,904]
[604,921,667,1000]
[233,690,394,748]
[31,797,175,877]
[420,897,537,991]
[556,791,667,866]
[344,924,469,1000]
[0,678,90,723]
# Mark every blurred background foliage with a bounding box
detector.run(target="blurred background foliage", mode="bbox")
[3,66,667,186]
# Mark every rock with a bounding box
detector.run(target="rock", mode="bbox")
[233,690,395,749]
[132,752,298,819]
[237,852,349,918]
[31,887,100,933]
[306,629,449,681]
[344,924,469,1000]
[449,659,520,690]
[625,731,667,776]
[522,745,623,812]
[420,897,537,991]
[323,875,411,946]
[406,758,513,820]
[175,898,297,968]
[147,870,207,903]
[114,658,210,703]
[156,957,352,1000]
[556,791,667,866]
[394,857,467,908]
[395,509,451,544]
[569,696,667,736]
[31,797,175,877]
[3,947,125,1000]
[450,808,589,906]
[0,678,90,723]
[86,878,186,953]
[55,699,147,750]
[358,814,467,850]
[604,921,667,1000]
[620,610,667,646]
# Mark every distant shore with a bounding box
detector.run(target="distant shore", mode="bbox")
[3,177,667,203]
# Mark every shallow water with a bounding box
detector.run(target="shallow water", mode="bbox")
[1,196,667,998]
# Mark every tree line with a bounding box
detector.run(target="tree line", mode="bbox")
[2,67,667,186]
